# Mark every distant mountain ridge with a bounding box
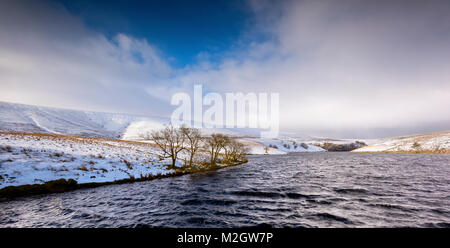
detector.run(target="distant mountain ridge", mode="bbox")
[0,101,150,138]
[0,101,271,139]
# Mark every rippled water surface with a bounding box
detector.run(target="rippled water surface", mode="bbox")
[1,153,449,227]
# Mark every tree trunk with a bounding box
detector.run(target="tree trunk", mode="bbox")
[189,154,194,167]
[210,147,215,166]
[171,156,176,169]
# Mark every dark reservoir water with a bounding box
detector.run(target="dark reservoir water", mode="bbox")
[1,153,449,227]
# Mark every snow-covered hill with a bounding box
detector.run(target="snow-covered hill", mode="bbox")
[242,138,325,154]
[352,131,450,153]
[0,101,162,138]
[0,101,266,138]
[0,101,324,154]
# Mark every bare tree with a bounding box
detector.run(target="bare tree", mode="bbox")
[180,125,202,167]
[151,125,185,169]
[204,133,230,166]
[226,139,249,162]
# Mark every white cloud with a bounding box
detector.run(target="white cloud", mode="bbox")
[172,0,450,137]
[0,0,174,115]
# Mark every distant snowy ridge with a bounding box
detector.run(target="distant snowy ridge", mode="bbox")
[352,131,450,153]
[0,101,325,154]
[0,101,150,138]
[243,138,325,154]
[0,101,264,139]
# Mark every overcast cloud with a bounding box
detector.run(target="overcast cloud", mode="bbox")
[1,0,449,138]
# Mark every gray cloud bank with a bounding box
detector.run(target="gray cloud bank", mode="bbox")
[1,0,449,138]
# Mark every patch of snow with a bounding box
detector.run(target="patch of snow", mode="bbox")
[241,138,325,154]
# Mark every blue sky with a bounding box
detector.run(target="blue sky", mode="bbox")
[53,0,252,68]
[1,0,450,138]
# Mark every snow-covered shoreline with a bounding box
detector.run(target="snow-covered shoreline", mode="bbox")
[0,132,174,189]
[0,131,324,193]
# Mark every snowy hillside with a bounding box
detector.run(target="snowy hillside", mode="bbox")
[0,132,176,189]
[0,101,150,138]
[0,101,263,139]
[352,131,450,153]
[242,138,325,154]
[0,101,324,154]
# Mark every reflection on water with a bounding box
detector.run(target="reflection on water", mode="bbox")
[1,152,449,227]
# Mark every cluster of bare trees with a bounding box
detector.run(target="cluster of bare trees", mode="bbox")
[204,133,249,165]
[150,125,248,169]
